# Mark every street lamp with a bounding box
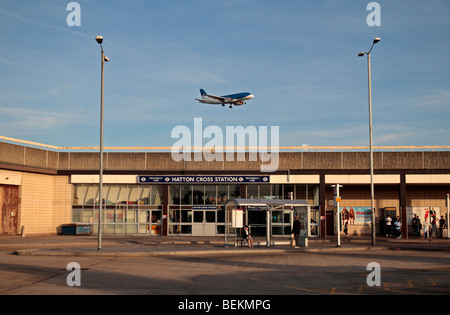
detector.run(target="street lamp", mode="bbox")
[358,37,380,247]
[96,36,109,251]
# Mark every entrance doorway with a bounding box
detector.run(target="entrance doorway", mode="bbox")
[192,210,216,236]
[0,185,19,236]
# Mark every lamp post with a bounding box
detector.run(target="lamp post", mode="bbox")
[331,184,343,247]
[358,37,380,247]
[96,36,109,251]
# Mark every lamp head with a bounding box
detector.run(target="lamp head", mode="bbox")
[96,36,103,44]
[358,51,365,57]
[373,37,381,44]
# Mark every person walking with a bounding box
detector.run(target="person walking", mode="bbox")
[292,216,301,248]
[343,220,349,237]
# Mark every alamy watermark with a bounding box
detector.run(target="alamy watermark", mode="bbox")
[66,262,81,287]
[366,262,381,287]
[171,118,279,172]
[367,2,381,27]
[66,2,81,27]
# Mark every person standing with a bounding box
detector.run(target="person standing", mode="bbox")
[394,218,402,239]
[385,215,392,236]
[292,216,301,248]
[423,217,429,239]
[439,216,447,238]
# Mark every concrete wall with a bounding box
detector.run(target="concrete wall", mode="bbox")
[2,142,449,172]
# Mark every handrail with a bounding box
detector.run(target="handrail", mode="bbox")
[1,136,449,152]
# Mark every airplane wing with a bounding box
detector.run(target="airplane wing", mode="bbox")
[206,94,232,102]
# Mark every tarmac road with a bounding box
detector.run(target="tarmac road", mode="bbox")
[0,244,449,296]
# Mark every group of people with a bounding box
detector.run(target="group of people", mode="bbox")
[411,214,447,238]
[379,215,403,239]
[379,214,447,239]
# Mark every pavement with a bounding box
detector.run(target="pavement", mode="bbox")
[1,234,450,257]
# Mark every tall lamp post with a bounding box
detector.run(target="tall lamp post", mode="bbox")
[96,36,109,251]
[358,37,380,247]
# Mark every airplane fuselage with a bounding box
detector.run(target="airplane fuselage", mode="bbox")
[196,89,254,107]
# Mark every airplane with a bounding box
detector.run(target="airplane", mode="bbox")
[195,89,254,108]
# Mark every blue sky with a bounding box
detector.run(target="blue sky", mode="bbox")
[0,0,449,148]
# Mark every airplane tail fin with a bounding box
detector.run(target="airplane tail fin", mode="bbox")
[200,89,207,96]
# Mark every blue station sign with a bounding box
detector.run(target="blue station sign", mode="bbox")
[138,175,270,184]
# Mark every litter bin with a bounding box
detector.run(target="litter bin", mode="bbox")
[61,224,77,235]
[76,225,92,236]
[61,224,92,236]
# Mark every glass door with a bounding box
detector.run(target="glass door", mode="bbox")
[192,210,216,236]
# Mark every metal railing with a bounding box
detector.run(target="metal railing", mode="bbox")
[1,135,449,153]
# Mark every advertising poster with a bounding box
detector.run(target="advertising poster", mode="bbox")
[406,207,441,223]
[340,206,372,225]
[232,209,244,228]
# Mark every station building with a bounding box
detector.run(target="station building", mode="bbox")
[0,137,449,239]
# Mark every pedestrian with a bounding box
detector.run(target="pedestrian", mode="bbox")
[394,218,402,239]
[343,220,349,237]
[412,214,420,237]
[431,216,438,238]
[292,216,301,248]
[439,216,446,238]
[241,225,254,248]
[385,215,392,236]
[423,217,429,239]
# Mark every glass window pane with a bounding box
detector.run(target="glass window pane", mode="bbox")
[73,185,86,205]
[140,186,151,205]
[117,186,129,205]
[170,185,180,205]
[152,185,163,205]
[247,185,258,199]
[181,225,192,234]
[273,185,283,199]
[151,211,162,223]
[72,209,82,222]
[104,185,120,205]
[192,186,204,205]
[170,209,180,223]
[129,185,139,205]
[230,185,241,199]
[260,185,271,199]
[181,210,192,223]
[193,211,203,223]
[217,185,228,205]
[272,211,283,223]
[85,185,99,205]
[205,211,215,223]
[181,185,192,205]
[127,210,137,223]
[205,185,216,205]
[139,210,149,223]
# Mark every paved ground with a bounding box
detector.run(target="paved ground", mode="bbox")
[0,235,449,297]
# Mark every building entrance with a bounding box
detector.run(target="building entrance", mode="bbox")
[192,210,216,236]
[0,185,19,236]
